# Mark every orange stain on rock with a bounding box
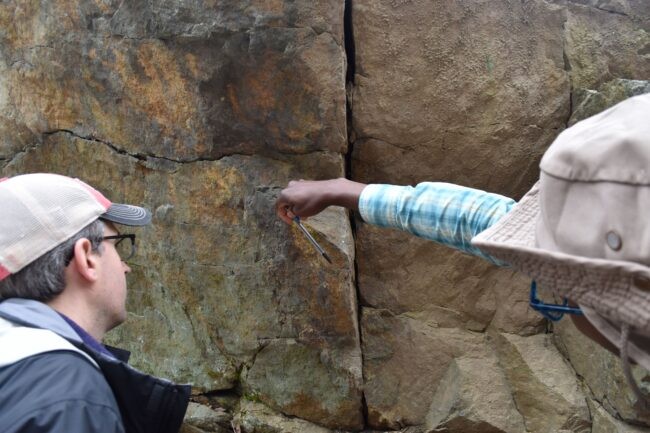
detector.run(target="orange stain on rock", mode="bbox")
[248,0,284,16]
[109,42,205,154]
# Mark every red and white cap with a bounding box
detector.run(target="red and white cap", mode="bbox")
[0,173,151,281]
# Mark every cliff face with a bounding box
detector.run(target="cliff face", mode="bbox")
[1,1,649,432]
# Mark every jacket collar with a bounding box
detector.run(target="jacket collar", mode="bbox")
[0,298,81,343]
[0,298,126,361]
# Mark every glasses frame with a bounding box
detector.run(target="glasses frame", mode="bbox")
[529,280,583,321]
[103,234,136,261]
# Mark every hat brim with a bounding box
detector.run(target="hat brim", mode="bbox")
[471,181,650,337]
[101,203,151,226]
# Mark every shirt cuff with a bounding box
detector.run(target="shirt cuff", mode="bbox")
[358,183,402,226]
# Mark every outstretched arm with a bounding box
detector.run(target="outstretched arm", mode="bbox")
[275,178,367,224]
[275,178,619,355]
[276,179,515,262]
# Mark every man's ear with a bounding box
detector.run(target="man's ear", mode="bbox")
[70,238,100,283]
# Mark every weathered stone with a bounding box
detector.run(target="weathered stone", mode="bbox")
[181,402,232,433]
[554,318,650,426]
[0,1,346,161]
[362,308,514,430]
[560,0,650,22]
[491,331,591,432]
[351,1,649,431]
[1,133,362,428]
[561,1,650,91]
[0,117,39,160]
[352,0,569,197]
[106,1,344,44]
[356,223,544,335]
[424,357,525,433]
[233,399,339,433]
[569,79,650,125]
[589,398,650,433]
[244,339,363,430]
[351,1,567,426]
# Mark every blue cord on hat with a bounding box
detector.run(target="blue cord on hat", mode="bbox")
[529,280,583,321]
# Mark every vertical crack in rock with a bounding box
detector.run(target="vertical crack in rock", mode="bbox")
[343,0,369,428]
[561,15,574,129]
[344,0,356,86]
[344,0,357,182]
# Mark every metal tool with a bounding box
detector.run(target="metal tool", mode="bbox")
[293,216,332,264]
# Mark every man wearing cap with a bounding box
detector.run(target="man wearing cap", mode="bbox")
[275,93,650,403]
[0,173,190,432]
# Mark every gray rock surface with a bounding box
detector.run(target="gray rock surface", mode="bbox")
[181,402,232,433]
[589,399,650,433]
[554,317,650,426]
[233,400,337,433]
[490,331,591,433]
[425,357,525,433]
[361,308,503,429]
[570,79,650,125]
[351,0,569,196]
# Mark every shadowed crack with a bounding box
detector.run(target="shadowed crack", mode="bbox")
[44,130,273,166]
[590,5,629,18]
[106,25,342,48]
[559,8,574,129]
[354,135,414,152]
[42,129,329,166]
[44,129,148,161]
[560,1,630,18]
[344,0,369,428]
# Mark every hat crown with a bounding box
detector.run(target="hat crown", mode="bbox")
[0,174,110,278]
[541,93,650,185]
[537,94,650,263]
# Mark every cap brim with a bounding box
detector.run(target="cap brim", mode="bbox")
[101,203,151,226]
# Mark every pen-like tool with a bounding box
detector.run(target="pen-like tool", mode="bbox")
[293,216,332,264]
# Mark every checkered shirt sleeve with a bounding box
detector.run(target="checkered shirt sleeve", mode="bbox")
[358,182,516,265]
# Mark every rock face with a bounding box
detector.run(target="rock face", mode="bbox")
[424,356,525,433]
[1,1,650,432]
[0,1,362,430]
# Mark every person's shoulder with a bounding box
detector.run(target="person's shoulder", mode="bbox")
[0,351,123,432]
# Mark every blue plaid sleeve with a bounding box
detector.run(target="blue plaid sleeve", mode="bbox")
[358,182,516,265]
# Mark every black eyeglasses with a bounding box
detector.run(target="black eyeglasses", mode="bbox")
[103,234,136,261]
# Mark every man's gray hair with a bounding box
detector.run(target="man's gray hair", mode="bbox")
[0,219,105,302]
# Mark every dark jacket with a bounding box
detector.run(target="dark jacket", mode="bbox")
[0,299,190,433]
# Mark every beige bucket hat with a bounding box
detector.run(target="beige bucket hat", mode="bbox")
[472,93,650,402]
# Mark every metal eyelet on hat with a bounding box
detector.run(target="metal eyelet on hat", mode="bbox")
[606,230,622,251]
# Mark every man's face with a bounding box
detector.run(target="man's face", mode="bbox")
[96,221,132,332]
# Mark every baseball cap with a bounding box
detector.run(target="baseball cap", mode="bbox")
[0,173,151,281]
